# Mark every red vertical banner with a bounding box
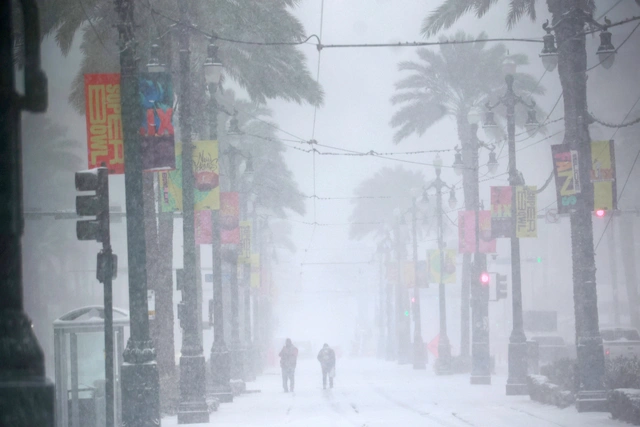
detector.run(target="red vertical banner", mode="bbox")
[491,186,512,238]
[220,192,240,244]
[84,73,124,173]
[458,211,496,253]
[195,210,212,245]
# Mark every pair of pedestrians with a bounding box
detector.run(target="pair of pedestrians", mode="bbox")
[278,340,337,392]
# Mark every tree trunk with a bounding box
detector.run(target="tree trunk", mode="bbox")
[548,0,605,398]
[619,215,639,329]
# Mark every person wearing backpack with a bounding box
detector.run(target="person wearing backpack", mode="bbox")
[317,343,336,389]
[279,338,299,392]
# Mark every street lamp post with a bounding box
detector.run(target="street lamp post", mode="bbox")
[537,8,613,411]
[176,2,209,422]
[242,187,257,382]
[454,112,500,385]
[484,59,538,395]
[115,0,161,424]
[425,156,456,374]
[0,1,55,426]
[393,209,411,365]
[224,128,253,386]
[409,189,426,369]
[382,230,396,361]
[204,39,233,403]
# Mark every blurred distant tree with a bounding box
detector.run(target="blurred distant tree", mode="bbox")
[348,166,427,241]
[389,32,543,356]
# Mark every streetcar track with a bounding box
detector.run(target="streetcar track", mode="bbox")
[374,387,465,427]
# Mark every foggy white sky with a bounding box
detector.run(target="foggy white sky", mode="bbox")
[35,0,640,353]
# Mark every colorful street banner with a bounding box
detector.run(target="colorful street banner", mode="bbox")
[239,221,252,263]
[195,210,212,245]
[84,74,124,173]
[220,192,240,244]
[491,186,512,238]
[551,145,581,214]
[159,140,220,212]
[427,249,456,284]
[251,254,260,288]
[458,211,496,254]
[515,186,537,238]
[591,140,617,211]
[139,72,175,171]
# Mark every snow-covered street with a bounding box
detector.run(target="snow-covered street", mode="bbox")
[163,358,621,427]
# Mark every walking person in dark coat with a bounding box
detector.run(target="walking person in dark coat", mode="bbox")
[279,338,298,392]
[317,343,336,389]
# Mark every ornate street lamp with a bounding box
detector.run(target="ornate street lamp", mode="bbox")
[424,155,455,374]
[540,21,558,72]
[204,36,234,403]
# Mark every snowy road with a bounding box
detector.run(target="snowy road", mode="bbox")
[163,358,621,427]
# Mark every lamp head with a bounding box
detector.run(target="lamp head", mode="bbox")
[204,38,223,85]
[452,150,464,177]
[540,21,558,72]
[146,42,165,72]
[597,29,615,69]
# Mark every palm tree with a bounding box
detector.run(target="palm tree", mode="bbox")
[390,31,543,357]
[37,0,322,396]
[348,166,426,241]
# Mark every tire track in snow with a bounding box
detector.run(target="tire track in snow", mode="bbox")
[373,387,469,427]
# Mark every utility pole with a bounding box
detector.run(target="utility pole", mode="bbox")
[115,0,161,425]
[393,216,411,364]
[176,1,209,422]
[469,124,490,385]
[425,156,455,373]
[0,1,54,426]
[205,39,233,403]
[410,195,427,369]
[484,61,536,393]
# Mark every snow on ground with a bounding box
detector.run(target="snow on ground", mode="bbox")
[163,358,622,426]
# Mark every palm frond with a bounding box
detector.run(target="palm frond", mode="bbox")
[507,0,537,29]
[421,0,477,37]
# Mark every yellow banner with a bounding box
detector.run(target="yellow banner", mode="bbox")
[250,254,260,288]
[159,140,220,212]
[515,186,537,238]
[427,249,456,284]
[591,140,616,211]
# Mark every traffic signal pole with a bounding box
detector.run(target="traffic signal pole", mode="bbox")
[75,166,116,427]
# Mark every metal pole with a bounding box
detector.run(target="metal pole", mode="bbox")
[243,200,255,382]
[116,0,161,424]
[504,75,527,395]
[228,149,246,382]
[99,168,115,427]
[176,1,208,422]
[385,247,395,361]
[470,124,490,385]
[378,251,385,358]
[411,197,426,369]
[435,174,452,372]
[208,83,233,402]
[608,215,620,326]
[395,221,410,364]
[0,1,54,425]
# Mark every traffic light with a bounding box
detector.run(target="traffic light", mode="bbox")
[480,271,490,287]
[594,209,606,218]
[75,166,109,242]
[496,273,508,300]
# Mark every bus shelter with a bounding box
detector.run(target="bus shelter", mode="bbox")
[53,306,128,427]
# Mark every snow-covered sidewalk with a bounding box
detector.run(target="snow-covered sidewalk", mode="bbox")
[163,358,622,426]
